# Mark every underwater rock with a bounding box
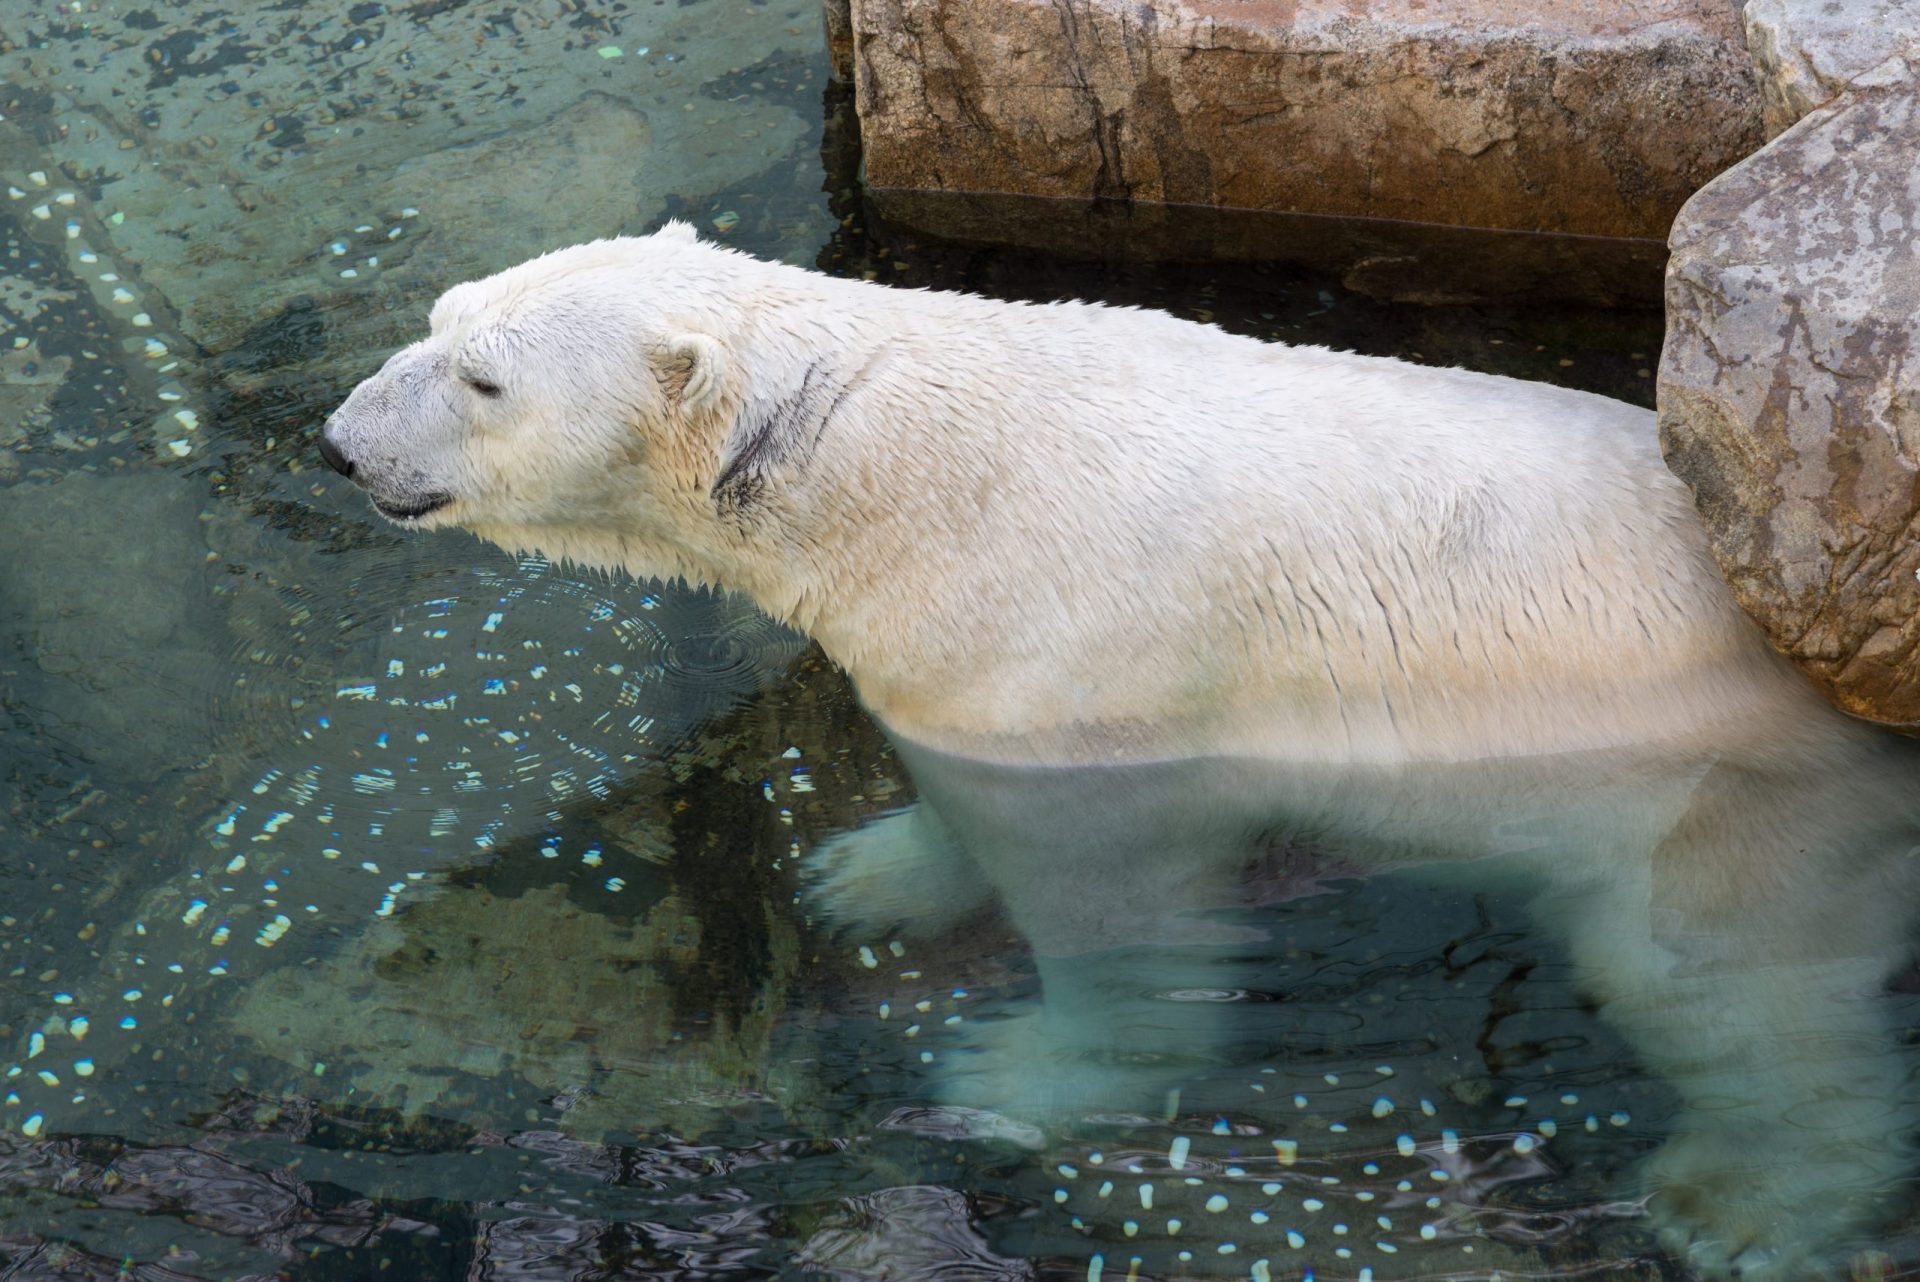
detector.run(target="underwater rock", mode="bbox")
[848,0,1763,241]
[0,1107,805,1278]
[798,1185,1033,1280]
[1743,0,1920,134]
[0,0,821,375]
[0,1128,431,1265]
[0,471,222,783]
[0,341,71,470]
[1658,50,1920,732]
[229,879,805,1140]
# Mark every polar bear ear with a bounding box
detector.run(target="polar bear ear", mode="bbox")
[663,332,726,415]
[654,220,699,245]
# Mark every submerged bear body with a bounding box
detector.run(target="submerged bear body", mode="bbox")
[322,226,1920,1278]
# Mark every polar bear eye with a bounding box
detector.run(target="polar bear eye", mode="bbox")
[464,376,502,399]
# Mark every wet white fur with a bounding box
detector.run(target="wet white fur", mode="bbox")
[324,223,1817,769]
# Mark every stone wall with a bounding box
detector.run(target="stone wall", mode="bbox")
[848,0,1762,239]
[825,0,1765,300]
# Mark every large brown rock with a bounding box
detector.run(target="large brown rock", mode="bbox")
[848,0,1764,240]
[1658,51,1920,730]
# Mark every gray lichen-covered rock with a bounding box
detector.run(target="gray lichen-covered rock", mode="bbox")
[1658,51,1920,730]
[849,0,1765,240]
[1743,0,1920,134]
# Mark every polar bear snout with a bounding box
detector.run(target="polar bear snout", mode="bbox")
[322,345,463,525]
[316,432,354,479]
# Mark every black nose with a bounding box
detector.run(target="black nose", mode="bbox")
[317,433,355,478]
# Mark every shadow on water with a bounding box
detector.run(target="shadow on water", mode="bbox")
[1,5,1917,1282]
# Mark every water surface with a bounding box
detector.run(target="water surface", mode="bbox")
[3,2,1915,1279]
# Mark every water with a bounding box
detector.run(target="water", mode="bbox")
[2,1,1917,1279]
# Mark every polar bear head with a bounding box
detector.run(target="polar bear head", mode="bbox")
[319,222,770,585]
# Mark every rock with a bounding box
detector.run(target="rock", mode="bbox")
[826,0,856,81]
[0,341,70,458]
[1743,0,1920,134]
[0,0,827,375]
[230,879,804,1138]
[1658,51,1920,731]
[849,0,1764,241]
[0,471,223,782]
[797,1186,1033,1280]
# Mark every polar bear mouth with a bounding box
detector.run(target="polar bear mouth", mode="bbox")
[372,493,453,522]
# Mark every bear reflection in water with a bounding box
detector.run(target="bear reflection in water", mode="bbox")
[809,719,1920,1277]
[320,224,1920,1276]
[810,720,1920,1275]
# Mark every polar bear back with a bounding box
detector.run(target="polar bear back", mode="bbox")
[731,270,1801,767]
[387,235,1819,768]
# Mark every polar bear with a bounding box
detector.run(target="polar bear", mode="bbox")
[319,223,1920,1278]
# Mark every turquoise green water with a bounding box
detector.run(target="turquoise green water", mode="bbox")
[2,2,1917,1279]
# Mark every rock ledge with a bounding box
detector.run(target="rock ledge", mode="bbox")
[848,0,1765,242]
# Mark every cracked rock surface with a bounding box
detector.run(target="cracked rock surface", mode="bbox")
[1659,51,1920,730]
[848,0,1764,240]
[1743,0,1920,134]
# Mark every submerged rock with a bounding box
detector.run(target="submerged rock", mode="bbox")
[0,0,826,402]
[230,878,804,1139]
[1659,51,1920,731]
[798,1185,1033,1281]
[0,471,222,782]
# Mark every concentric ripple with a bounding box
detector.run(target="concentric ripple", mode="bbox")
[216,555,806,835]
[643,609,804,701]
